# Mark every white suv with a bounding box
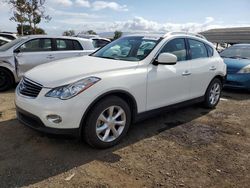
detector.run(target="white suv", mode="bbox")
[0,35,95,91]
[15,32,226,148]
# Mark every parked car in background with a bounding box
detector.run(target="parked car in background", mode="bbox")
[76,34,111,48]
[0,32,18,40]
[92,38,111,48]
[220,44,250,90]
[0,37,11,46]
[0,35,95,91]
[15,32,226,148]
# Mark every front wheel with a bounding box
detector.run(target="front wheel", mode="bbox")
[203,78,222,109]
[83,96,131,149]
[0,68,13,91]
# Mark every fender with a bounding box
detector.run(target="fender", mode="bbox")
[78,89,138,137]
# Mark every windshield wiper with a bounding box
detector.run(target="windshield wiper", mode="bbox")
[227,56,249,59]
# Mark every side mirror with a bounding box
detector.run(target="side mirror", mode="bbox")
[154,53,177,65]
[14,48,21,54]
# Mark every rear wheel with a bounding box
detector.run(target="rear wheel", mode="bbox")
[203,78,222,109]
[83,96,131,149]
[0,68,13,91]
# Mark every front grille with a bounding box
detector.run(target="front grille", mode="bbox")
[19,77,43,98]
[17,111,41,128]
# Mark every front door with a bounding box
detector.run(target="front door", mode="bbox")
[146,38,192,110]
[15,38,53,78]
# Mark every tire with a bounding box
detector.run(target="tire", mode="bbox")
[83,96,131,149]
[0,68,13,91]
[203,78,222,109]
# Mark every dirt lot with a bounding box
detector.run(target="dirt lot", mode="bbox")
[0,89,249,188]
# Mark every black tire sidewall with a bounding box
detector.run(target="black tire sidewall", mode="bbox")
[83,96,131,149]
[0,68,13,91]
[204,78,222,109]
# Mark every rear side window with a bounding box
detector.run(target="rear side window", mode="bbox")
[99,40,110,47]
[56,39,73,51]
[19,39,52,52]
[160,38,187,61]
[206,44,214,57]
[92,39,110,48]
[0,39,8,46]
[73,40,83,50]
[188,39,208,59]
[0,34,15,40]
[56,39,83,51]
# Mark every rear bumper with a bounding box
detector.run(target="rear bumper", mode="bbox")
[224,73,250,89]
[16,106,80,137]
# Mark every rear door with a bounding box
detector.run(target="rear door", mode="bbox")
[14,38,53,77]
[187,39,217,98]
[52,39,88,61]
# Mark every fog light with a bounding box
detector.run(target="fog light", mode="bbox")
[46,115,62,124]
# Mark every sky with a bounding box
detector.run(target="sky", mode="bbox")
[0,0,250,35]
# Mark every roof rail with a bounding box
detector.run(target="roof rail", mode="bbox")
[163,32,206,40]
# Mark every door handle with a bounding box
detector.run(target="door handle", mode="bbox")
[47,55,55,59]
[209,66,217,71]
[182,70,191,76]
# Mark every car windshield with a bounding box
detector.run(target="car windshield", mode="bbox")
[92,36,161,61]
[220,46,250,59]
[0,38,25,52]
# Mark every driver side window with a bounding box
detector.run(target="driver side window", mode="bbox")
[160,38,187,62]
[19,39,52,52]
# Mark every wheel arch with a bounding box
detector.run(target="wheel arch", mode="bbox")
[205,74,225,92]
[79,90,138,137]
[0,65,15,85]
[214,74,225,83]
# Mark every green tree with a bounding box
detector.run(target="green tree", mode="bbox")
[17,24,45,35]
[26,0,51,34]
[114,31,122,40]
[9,0,28,35]
[35,27,46,34]
[86,30,97,35]
[62,30,75,36]
[8,0,51,35]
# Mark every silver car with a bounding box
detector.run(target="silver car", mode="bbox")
[0,35,95,91]
[0,37,11,46]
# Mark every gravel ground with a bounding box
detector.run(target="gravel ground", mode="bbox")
[0,89,249,188]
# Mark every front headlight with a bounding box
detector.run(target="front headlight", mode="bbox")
[45,77,101,100]
[238,65,250,74]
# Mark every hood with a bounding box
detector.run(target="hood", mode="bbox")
[0,50,12,58]
[0,50,14,65]
[25,56,139,87]
[223,58,250,74]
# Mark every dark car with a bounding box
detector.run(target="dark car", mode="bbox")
[221,44,250,90]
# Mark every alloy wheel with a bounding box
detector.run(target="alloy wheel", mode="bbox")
[209,82,221,105]
[96,105,126,142]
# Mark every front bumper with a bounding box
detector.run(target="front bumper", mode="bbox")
[15,86,92,132]
[224,73,250,89]
[16,106,79,136]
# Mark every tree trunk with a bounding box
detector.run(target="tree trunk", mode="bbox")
[21,22,24,36]
[33,23,36,34]
[28,16,33,34]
